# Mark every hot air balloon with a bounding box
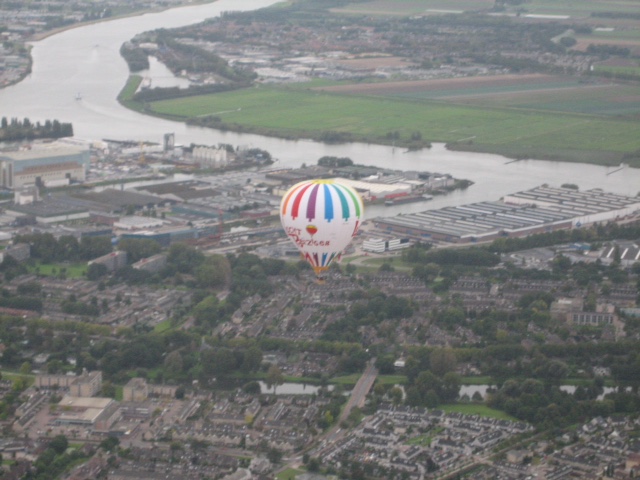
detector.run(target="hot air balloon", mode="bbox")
[280,179,364,280]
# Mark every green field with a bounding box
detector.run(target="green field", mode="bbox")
[153,319,173,333]
[334,0,494,16]
[146,84,640,165]
[28,262,87,278]
[1,370,35,387]
[447,83,640,116]
[334,0,640,17]
[510,0,640,17]
[594,65,640,78]
[440,404,517,421]
[406,427,445,446]
[276,468,304,480]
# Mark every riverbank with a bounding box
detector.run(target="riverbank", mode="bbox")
[28,0,219,42]
[118,77,640,168]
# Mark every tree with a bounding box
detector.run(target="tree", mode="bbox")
[48,434,68,455]
[243,381,261,395]
[308,457,321,472]
[87,262,108,280]
[241,346,263,373]
[266,364,284,394]
[192,295,220,326]
[267,447,282,464]
[19,362,31,375]
[101,381,116,398]
[195,254,231,289]
[100,436,119,452]
[375,355,395,375]
[80,236,112,260]
[117,238,161,263]
[164,351,184,377]
[430,348,457,377]
[202,348,237,378]
[441,372,461,402]
[167,242,205,273]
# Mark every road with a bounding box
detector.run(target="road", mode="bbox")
[310,359,378,458]
[279,359,378,473]
[339,358,378,424]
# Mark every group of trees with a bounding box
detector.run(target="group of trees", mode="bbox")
[322,290,414,343]
[0,117,73,141]
[317,156,354,168]
[122,28,256,85]
[28,435,90,480]
[14,233,112,263]
[488,221,640,254]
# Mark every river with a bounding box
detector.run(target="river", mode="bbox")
[1,0,639,213]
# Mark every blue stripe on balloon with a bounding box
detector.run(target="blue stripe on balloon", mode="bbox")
[333,185,350,221]
[323,185,334,222]
[321,252,328,266]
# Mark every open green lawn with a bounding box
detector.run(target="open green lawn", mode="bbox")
[406,427,445,446]
[440,404,518,421]
[147,84,640,165]
[276,467,304,480]
[331,373,361,385]
[594,65,640,78]
[28,262,87,278]
[153,319,173,333]
[376,374,408,385]
[1,371,35,387]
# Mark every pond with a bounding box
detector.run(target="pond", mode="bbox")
[258,381,335,395]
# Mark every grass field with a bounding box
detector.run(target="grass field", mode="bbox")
[276,468,304,480]
[1,371,35,387]
[331,373,361,385]
[334,0,493,16]
[511,0,640,17]
[447,83,640,116]
[406,427,445,446]
[28,262,87,278]
[153,319,173,333]
[594,65,640,78]
[334,0,640,17]
[147,83,640,165]
[440,404,517,421]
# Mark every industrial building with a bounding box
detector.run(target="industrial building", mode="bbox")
[7,196,91,224]
[503,187,640,227]
[363,237,410,253]
[374,187,640,244]
[53,396,120,432]
[0,143,90,189]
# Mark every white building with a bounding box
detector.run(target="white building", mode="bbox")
[0,144,89,189]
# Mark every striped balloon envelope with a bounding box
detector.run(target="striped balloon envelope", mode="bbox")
[280,179,364,278]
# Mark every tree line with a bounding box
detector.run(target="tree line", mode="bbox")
[0,117,73,142]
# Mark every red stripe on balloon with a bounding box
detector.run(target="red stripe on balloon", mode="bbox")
[291,183,313,220]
